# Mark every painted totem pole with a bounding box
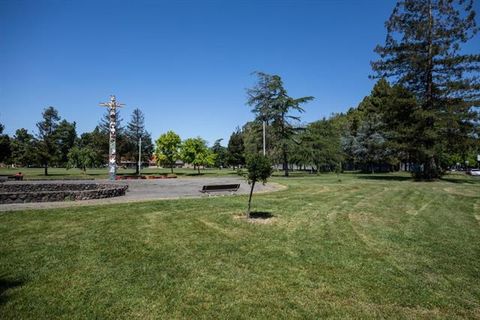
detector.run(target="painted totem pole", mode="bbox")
[99,95,125,181]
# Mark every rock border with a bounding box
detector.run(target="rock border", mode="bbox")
[0,183,128,204]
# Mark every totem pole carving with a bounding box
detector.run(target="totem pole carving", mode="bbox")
[99,95,125,180]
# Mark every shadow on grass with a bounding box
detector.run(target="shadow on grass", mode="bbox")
[356,175,413,182]
[249,211,274,219]
[0,277,24,305]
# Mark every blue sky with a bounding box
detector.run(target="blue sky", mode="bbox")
[1,0,479,146]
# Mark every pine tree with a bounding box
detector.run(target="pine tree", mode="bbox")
[126,108,153,174]
[54,120,77,166]
[0,122,11,164]
[227,128,245,168]
[372,0,480,179]
[36,107,61,176]
[10,128,36,166]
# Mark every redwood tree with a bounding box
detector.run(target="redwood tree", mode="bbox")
[372,0,480,179]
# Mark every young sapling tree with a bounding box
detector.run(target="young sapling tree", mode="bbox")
[245,154,273,218]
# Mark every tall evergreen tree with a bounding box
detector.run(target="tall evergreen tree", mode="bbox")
[54,120,77,166]
[351,115,388,173]
[372,0,480,179]
[79,127,109,165]
[211,139,228,169]
[36,107,60,176]
[247,72,313,176]
[227,128,245,168]
[10,128,36,166]
[0,122,11,164]
[300,118,344,172]
[126,108,153,174]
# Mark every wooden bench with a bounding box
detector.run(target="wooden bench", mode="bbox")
[200,184,240,194]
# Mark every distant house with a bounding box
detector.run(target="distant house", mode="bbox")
[174,160,184,168]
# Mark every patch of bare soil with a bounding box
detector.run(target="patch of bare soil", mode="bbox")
[234,211,276,224]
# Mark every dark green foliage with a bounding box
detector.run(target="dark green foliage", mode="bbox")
[35,106,61,175]
[241,121,265,156]
[78,128,108,166]
[350,115,387,173]
[54,120,77,166]
[0,122,11,163]
[227,127,245,168]
[293,118,344,172]
[66,146,98,172]
[125,108,154,174]
[372,0,480,179]
[9,128,36,166]
[246,72,314,176]
[211,139,228,168]
[245,153,273,217]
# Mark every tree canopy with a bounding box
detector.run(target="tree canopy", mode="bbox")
[155,130,182,173]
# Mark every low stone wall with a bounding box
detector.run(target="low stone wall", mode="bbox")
[0,183,128,204]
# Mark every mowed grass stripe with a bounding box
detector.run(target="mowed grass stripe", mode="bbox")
[1,173,480,319]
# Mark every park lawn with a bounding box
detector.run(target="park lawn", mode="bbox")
[1,173,480,319]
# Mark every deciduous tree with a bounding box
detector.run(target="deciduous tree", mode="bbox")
[181,137,215,174]
[245,154,273,218]
[155,130,182,173]
[67,146,98,172]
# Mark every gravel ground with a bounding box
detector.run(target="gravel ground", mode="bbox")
[0,177,285,212]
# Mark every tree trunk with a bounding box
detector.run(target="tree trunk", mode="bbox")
[197,166,201,174]
[44,163,48,176]
[424,0,437,180]
[283,147,289,177]
[170,164,174,174]
[247,181,255,219]
[135,163,139,175]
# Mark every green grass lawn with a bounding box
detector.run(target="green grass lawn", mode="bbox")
[0,167,240,179]
[1,173,480,319]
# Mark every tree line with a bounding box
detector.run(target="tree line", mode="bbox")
[224,0,480,180]
[0,107,153,175]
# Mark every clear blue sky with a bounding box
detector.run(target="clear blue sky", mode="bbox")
[1,0,479,146]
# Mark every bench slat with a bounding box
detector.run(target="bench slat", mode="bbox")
[200,184,240,193]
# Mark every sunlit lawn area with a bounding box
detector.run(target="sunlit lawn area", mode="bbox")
[1,173,480,318]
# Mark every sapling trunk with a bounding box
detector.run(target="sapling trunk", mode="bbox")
[246,181,255,218]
